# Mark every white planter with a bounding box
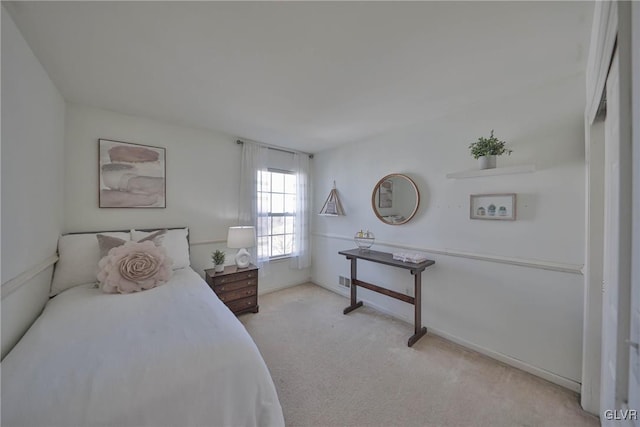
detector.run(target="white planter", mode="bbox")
[478,155,497,170]
[214,264,225,273]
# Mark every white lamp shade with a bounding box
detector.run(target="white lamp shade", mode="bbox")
[227,226,256,249]
[227,226,256,268]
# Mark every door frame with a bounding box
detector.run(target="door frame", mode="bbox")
[628,2,640,423]
[583,0,618,414]
[583,0,635,417]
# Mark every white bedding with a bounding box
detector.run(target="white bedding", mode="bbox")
[1,268,284,427]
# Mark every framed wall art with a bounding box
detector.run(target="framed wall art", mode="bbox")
[99,139,166,208]
[470,193,516,220]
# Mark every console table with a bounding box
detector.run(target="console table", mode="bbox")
[338,249,435,347]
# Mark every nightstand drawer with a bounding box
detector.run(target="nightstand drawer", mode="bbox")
[204,265,259,316]
[213,278,257,293]
[212,270,257,285]
[216,286,257,303]
[226,296,257,313]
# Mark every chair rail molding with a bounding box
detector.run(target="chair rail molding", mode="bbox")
[312,232,583,275]
[189,238,227,246]
[1,255,59,299]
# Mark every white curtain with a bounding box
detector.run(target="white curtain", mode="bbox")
[290,152,311,270]
[238,141,270,268]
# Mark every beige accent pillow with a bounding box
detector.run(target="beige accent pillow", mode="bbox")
[97,235,127,258]
[138,229,167,245]
[97,229,167,258]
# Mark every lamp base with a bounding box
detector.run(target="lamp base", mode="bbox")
[235,248,251,268]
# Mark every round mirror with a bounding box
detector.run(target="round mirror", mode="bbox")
[371,174,420,225]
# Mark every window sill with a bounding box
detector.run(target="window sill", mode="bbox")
[269,255,293,263]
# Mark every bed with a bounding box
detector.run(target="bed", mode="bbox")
[1,228,284,427]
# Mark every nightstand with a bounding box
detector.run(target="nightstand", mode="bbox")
[204,264,259,316]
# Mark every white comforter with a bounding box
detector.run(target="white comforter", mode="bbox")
[1,268,284,427]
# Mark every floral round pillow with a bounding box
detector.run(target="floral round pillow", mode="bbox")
[97,240,173,294]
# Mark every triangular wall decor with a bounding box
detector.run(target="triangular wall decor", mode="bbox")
[319,181,345,216]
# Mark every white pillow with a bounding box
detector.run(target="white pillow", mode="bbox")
[131,228,190,270]
[50,232,130,296]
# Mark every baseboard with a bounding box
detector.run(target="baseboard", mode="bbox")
[313,281,581,393]
[259,279,312,296]
[427,327,581,393]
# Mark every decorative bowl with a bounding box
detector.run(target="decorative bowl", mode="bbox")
[354,231,375,251]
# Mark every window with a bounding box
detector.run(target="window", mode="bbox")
[257,169,297,259]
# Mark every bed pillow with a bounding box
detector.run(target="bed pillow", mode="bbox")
[51,232,130,296]
[97,229,167,258]
[97,241,173,294]
[97,234,127,258]
[131,228,190,269]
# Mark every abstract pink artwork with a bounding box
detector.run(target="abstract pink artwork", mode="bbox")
[99,139,166,208]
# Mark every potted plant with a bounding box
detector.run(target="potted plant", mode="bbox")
[212,249,226,273]
[469,130,512,170]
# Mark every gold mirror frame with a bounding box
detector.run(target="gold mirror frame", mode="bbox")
[371,173,420,225]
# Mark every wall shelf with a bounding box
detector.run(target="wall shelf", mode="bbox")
[446,164,536,179]
[318,181,345,216]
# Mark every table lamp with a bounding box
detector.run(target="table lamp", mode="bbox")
[227,226,256,268]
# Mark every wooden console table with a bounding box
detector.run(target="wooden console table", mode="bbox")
[338,249,435,347]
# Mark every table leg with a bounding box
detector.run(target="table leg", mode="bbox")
[407,271,427,347]
[343,257,363,314]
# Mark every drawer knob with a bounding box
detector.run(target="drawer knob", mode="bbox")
[247,301,252,306]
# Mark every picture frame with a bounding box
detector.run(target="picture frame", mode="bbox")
[378,179,393,208]
[325,200,337,215]
[470,193,516,220]
[99,139,166,208]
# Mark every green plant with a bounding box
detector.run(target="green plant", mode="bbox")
[212,249,226,265]
[468,130,512,159]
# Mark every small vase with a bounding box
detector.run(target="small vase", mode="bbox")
[214,264,225,273]
[478,155,496,170]
[354,231,375,251]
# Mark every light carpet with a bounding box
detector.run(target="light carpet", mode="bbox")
[240,283,599,427]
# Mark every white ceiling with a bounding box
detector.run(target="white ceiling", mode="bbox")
[5,1,593,154]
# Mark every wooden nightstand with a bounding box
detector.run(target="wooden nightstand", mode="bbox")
[204,264,259,316]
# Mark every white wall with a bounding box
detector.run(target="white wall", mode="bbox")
[312,74,586,389]
[64,104,310,292]
[1,6,66,358]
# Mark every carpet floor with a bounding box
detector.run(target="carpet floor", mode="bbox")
[240,283,599,427]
